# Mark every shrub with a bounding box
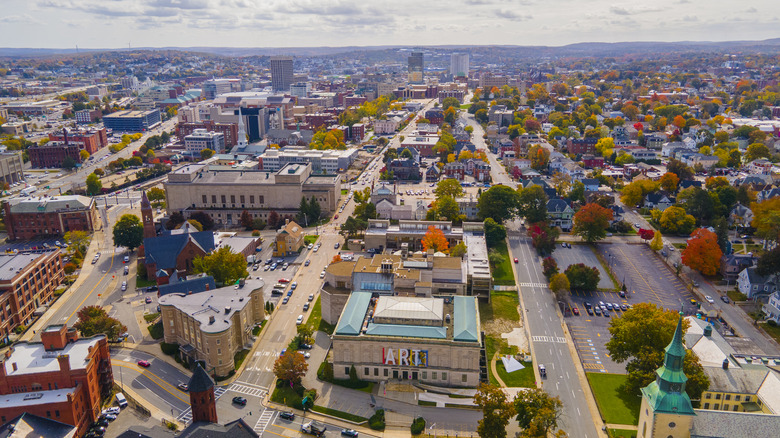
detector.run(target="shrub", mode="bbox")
[252,230,260,237]
[63,262,78,274]
[411,417,426,435]
[368,409,385,431]
[14,325,26,334]
[318,361,335,381]
[768,320,778,327]
[160,342,179,355]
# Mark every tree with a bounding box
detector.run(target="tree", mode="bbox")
[484,218,507,247]
[64,230,90,253]
[421,226,449,253]
[428,196,461,222]
[240,210,253,230]
[542,257,558,279]
[666,158,694,180]
[638,229,655,241]
[569,180,585,205]
[146,187,166,202]
[273,349,308,384]
[62,156,78,170]
[528,145,550,171]
[517,185,548,223]
[712,217,730,254]
[649,230,664,251]
[513,388,565,438]
[605,303,709,400]
[529,222,559,255]
[79,149,90,161]
[744,143,771,162]
[595,137,615,157]
[572,203,613,243]
[682,228,723,276]
[435,178,465,199]
[488,249,505,267]
[166,211,185,230]
[751,198,780,242]
[200,148,215,160]
[112,214,144,250]
[478,185,520,224]
[192,246,248,285]
[659,206,696,235]
[659,172,680,192]
[450,242,467,258]
[564,263,599,291]
[86,173,102,195]
[74,305,127,340]
[756,247,780,277]
[474,383,515,438]
[620,179,659,207]
[549,273,570,297]
[678,187,715,225]
[296,324,314,345]
[189,211,214,230]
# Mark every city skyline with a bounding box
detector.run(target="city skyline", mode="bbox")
[1,0,777,49]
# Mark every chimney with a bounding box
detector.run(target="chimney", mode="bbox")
[239,278,245,288]
[12,363,17,372]
[722,359,729,370]
[285,218,290,225]
[703,325,713,337]
[209,316,215,324]
[57,354,70,373]
[205,283,210,291]
[224,306,231,314]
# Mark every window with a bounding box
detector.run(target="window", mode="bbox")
[46,411,51,418]
[250,195,255,204]
[668,422,675,428]
[345,367,350,375]
[432,372,437,380]
[723,404,729,410]
[725,394,731,401]
[733,405,739,411]
[714,404,720,410]
[259,195,264,203]
[221,195,226,203]
[240,195,245,203]
[202,195,207,204]
[384,369,388,377]
[212,195,217,203]
[462,374,467,383]
[422,371,427,379]
[374,368,378,376]
[736,395,741,401]
[705,393,712,399]
[442,372,447,380]
[364,367,369,375]
[704,403,710,409]
[230,195,235,204]
[55,410,60,418]
[715,394,721,400]
[217,348,221,355]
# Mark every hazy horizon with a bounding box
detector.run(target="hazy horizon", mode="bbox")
[2,0,778,49]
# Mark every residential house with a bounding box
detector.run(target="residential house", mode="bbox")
[721,254,756,282]
[273,220,304,257]
[371,183,397,206]
[644,193,675,211]
[679,180,703,190]
[630,148,659,161]
[757,186,780,202]
[471,160,491,182]
[644,133,667,149]
[567,137,598,155]
[737,267,778,301]
[729,203,754,227]
[580,178,600,192]
[547,199,574,231]
[143,223,216,285]
[562,163,586,181]
[387,158,422,180]
[549,155,574,173]
[443,162,466,181]
[748,159,773,175]
[762,291,780,323]
[425,165,440,182]
[582,154,604,168]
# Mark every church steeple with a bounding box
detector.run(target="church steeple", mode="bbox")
[640,309,695,416]
[141,190,156,239]
[236,106,247,150]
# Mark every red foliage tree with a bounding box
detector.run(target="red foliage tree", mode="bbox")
[681,228,723,276]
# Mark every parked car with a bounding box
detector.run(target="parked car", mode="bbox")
[296,315,304,325]
[147,286,158,292]
[721,296,730,303]
[514,258,518,263]
[282,296,289,304]
[572,307,580,316]
[305,259,311,266]
[279,278,290,283]
[137,360,150,367]
[279,412,295,421]
[303,303,310,311]
[586,307,594,315]
[320,271,326,278]
[121,281,127,291]
[145,297,152,304]
[341,429,359,438]
[232,396,247,406]
[705,295,715,304]
[178,383,188,391]
[308,294,314,302]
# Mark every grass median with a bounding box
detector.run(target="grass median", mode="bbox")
[490,242,515,286]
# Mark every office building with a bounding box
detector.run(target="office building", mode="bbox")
[0,251,64,339]
[158,277,265,377]
[0,324,113,437]
[0,152,24,186]
[103,109,161,132]
[47,128,108,155]
[3,195,99,240]
[270,57,294,92]
[289,82,311,98]
[202,79,237,100]
[257,147,359,173]
[184,129,225,155]
[450,53,469,78]
[163,162,340,227]
[408,52,424,84]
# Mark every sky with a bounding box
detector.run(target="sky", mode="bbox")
[0,0,778,49]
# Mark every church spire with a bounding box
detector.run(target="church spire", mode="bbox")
[236,106,247,150]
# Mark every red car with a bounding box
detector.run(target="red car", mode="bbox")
[278,278,290,283]
[572,307,580,316]
[514,258,519,263]
[137,360,150,368]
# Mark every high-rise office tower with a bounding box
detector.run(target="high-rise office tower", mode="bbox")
[408,52,424,84]
[270,56,293,92]
[450,53,469,78]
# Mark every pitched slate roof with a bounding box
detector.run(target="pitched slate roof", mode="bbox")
[0,413,76,438]
[188,363,215,393]
[158,275,217,296]
[546,198,571,213]
[144,230,215,271]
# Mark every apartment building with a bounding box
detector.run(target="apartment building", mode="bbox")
[3,196,99,241]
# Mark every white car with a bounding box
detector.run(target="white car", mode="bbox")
[296,315,304,325]
[102,407,121,415]
[705,295,715,304]
[320,270,326,278]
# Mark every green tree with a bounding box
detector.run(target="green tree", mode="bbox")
[146,187,166,202]
[659,206,696,235]
[756,247,780,277]
[605,303,709,400]
[192,246,248,285]
[517,185,548,223]
[474,383,515,438]
[62,156,78,170]
[200,148,215,160]
[549,273,570,298]
[73,305,127,340]
[649,230,664,252]
[86,173,102,195]
[112,214,144,250]
[564,263,599,291]
[435,178,465,199]
[450,241,467,258]
[666,158,695,180]
[484,218,507,247]
[744,143,771,162]
[428,196,461,222]
[478,185,520,224]
[63,230,90,253]
[513,388,565,438]
[572,203,613,243]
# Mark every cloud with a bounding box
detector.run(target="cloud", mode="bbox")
[495,9,532,21]
[146,0,211,9]
[609,5,662,16]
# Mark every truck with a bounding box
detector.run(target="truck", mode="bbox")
[20,186,37,196]
[301,421,326,437]
[247,255,256,265]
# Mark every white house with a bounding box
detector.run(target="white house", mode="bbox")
[762,291,780,324]
[737,267,778,301]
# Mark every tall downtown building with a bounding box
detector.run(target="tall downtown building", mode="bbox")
[450,53,469,78]
[270,56,293,92]
[408,52,424,84]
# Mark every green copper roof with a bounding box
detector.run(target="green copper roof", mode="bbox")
[453,296,480,343]
[334,292,372,336]
[641,310,696,416]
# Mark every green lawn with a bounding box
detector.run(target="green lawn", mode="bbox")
[608,429,637,438]
[479,291,520,322]
[143,312,160,323]
[304,235,319,246]
[495,360,535,387]
[418,400,436,406]
[341,189,349,195]
[484,335,518,385]
[460,104,472,110]
[306,296,335,335]
[311,405,367,423]
[727,289,748,302]
[490,242,516,286]
[233,349,250,370]
[760,322,780,345]
[271,385,301,408]
[587,373,640,425]
[673,243,687,250]
[136,274,156,288]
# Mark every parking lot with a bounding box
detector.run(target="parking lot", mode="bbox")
[0,237,65,253]
[552,243,614,290]
[563,242,698,373]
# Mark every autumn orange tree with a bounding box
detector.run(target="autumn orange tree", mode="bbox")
[751,198,780,243]
[572,203,613,243]
[273,349,309,384]
[659,172,679,192]
[421,226,449,253]
[681,228,723,276]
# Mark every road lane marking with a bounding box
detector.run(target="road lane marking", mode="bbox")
[112,362,188,404]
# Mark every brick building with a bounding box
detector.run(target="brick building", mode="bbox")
[177,122,238,150]
[48,128,108,155]
[0,324,113,437]
[567,137,598,155]
[425,109,444,125]
[3,196,99,241]
[143,223,216,285]
[0,251,64,340]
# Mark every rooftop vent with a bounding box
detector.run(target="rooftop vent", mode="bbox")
[224,306,231,314]
[722,358,729,370]
[209,316,215,324]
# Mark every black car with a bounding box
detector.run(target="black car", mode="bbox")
[721,296,730,303]
[95,418,109,428]
[341,429,359,438]
[586,307,594,316]
[91,426,106,436]
[146,285,158,292]
[583,301,592,309]
[299,343,313,350]
[232,396,247,406]
[279,411,295,421]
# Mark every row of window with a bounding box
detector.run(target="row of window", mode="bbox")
[202,194,266,205]
[703,403,741,411]
[352,366,469,383]
[705,393,751,402]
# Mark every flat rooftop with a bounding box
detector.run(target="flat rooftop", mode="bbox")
[0,388,76,409]
[0,253,44,281]
[3,337,102,376]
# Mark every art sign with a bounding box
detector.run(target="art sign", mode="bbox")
[382,347,428,367]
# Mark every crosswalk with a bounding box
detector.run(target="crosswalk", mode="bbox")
[255,407,276,434]
[228,382,268,398]
[519,282,548,288]
[531,335,567,344]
